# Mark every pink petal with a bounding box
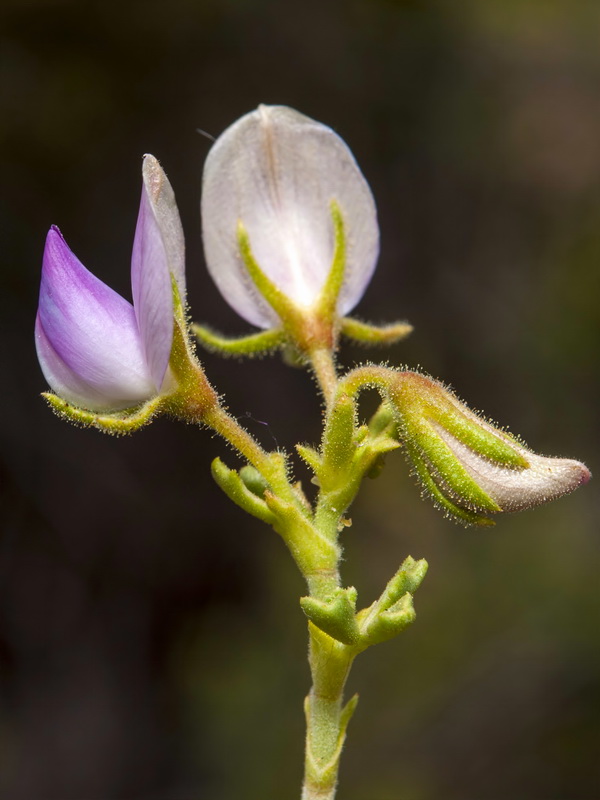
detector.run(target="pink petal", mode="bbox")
[37,226,156,411]
[131,155,184,390]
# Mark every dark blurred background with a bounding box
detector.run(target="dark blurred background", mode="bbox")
[1,1,599,798]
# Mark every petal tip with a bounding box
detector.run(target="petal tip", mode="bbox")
[578,463,592,486]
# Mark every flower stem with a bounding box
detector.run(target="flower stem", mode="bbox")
[203,404,294,499]
[308,346,339,409]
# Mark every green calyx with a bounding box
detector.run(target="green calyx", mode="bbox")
[405,414,502,514]
[194,201,415,365]
[40,278,218,436]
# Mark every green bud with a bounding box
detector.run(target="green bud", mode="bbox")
[389,373,591,526]
[239,465,270,498]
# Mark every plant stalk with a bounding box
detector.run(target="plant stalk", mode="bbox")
[301,625,357,800]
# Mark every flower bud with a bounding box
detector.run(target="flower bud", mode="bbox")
[389,373,591,526]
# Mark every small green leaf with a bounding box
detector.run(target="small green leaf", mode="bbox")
[355,556,428,647]
[211,458,276,524]
[300,587,360,645]
[296,444,322,475]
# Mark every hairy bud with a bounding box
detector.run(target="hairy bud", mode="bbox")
[389,373,591,526]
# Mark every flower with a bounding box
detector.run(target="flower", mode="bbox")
[201,105,379,329]
[35,155,185,413]
[389,372,591,525]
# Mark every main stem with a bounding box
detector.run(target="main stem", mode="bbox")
[301,347,357,800]
[302,626,357,800]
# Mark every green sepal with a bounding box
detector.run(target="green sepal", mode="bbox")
[237,222,301,324]
[404,415,501,514]
[314,200,346,318]
[356,556,428,647]
[171,273,188,328]
[408,444,495,527]
[192,323,285,357]
[211,458,276,525]
[341,316,413,346]
[42,393,163,435]
[300,587,360,645]
[281,344,306,368]
[433,408,528,469]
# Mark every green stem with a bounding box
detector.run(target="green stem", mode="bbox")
[302,626,357,800]
[308,346,339,409]
[336,364,395,400]
[203,404,295,500]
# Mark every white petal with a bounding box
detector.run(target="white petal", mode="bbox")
[434,424,591,512]
[201,105,379,328]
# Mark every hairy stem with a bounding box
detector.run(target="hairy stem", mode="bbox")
[203,405,295,501]
[308,347,339,409]
[302,626,357,800]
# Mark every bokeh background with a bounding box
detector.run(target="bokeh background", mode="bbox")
[1,1,599,798]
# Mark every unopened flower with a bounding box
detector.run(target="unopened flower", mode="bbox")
[35,155,185,414]
[201,105,379,330]
[389,373,591,526]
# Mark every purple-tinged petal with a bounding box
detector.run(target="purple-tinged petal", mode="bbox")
[131,156,183,390]
[37,226,157,411]
[142,154,186,299]
[35,314,129,411]
[201,105,379,328]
